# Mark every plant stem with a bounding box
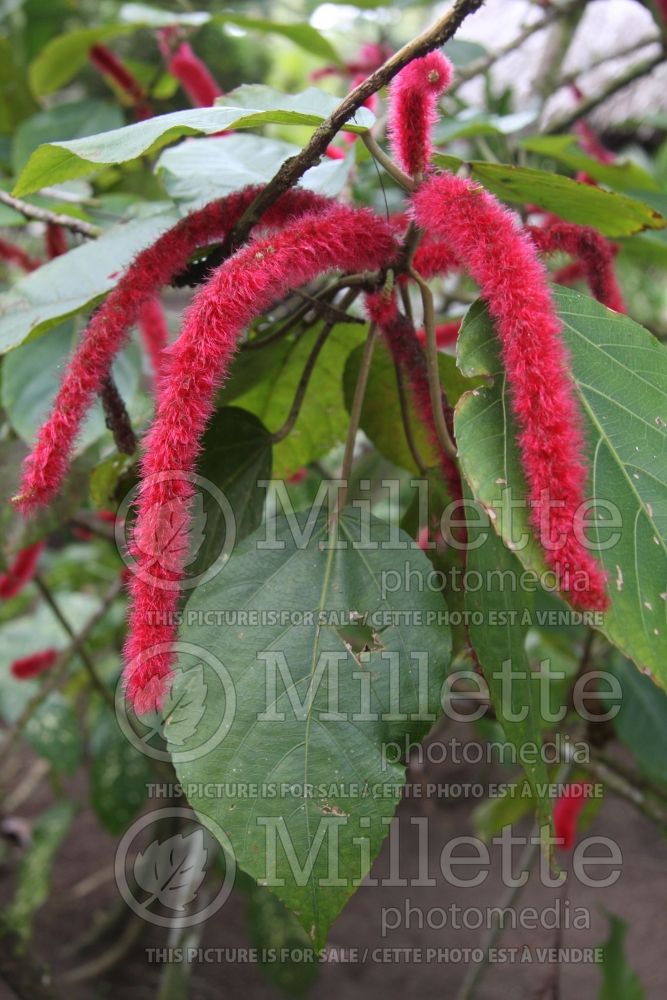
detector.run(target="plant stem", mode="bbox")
[362,132,416,191]
[0,190,101,238]
[33,575,114,709]
[100,374,137,456]
[271,289,360,444]
[336,322,379,513]
[409,267,457,460]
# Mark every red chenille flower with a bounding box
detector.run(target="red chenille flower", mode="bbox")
[10,649,58,680]
[168,41,222,107]
[124,205,398,714]
[0,541,45,599]
[0,237,40,272]
[553,781,594,850]
[412,173,608,611]
[388,51,453,177]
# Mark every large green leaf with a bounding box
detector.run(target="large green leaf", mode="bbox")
[14,86,374,196]
[598,913,645,1000]
[521,134,659,193]
[463,488,551,832]
[89,703,153,834]
[0,207,178,353]
[432,156,665,237]
[4,802,75,939]
[168,508,451,945]
[12,99,124,174]
[607,654,667,788]
[189,407,272,578]
[454,287,667,687]
[156,133,354,209]
[1,321,142,453]
[222,322,367,479]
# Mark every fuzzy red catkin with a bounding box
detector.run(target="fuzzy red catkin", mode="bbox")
[366,291,462,505]
[15,186,330,515]
[138,298,170,382]
[10,648,58,680]
[412,174,608,611]
[553,781,594,850]
[89,44,151,118]
[416,320,462,347]
[0,237,40,273]
[0,541,45,599]
[528,221,626,313]
[45,224,68,260]
[124,205,398,714]
[388,51,453,177]
[168,41,222,107]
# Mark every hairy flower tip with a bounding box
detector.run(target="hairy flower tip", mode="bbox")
[45,224,68,260]
[365,290,462,507]
[412,174,609,611]
[10,648,58,680]
[388,51,454,177]
[0,541,45,599]
[0,237,40,273]
[15,186,331,516]
[553,781,594,850]
[124,205,399,714]
[138,297,169,382]
[168,42,222,107]
[528,222,626,313]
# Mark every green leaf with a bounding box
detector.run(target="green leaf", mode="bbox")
[189,407,272,578]
[168,508,451,945]
[0,207,179,353]
[14,86,374,196]
[463,485,551,831]
[118,4,340,61]
[598,913,645,1000]
[1,321,141,453]
[521,134,660,193]
[12,99,124,173]
[607,654,667,788]
[157,133,354,209]
[0,37,39,134]
[25,692,84,774]
[28,26,135,97]
[90,704,153,834]
[5,801,75,938]
[433,156,666,237]
[245,881,320,996]
[454,287,667,687]
[223,322,367,479]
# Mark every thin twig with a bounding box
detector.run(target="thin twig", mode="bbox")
[33,575,114,709]
[409,267,457,460]
[362,132,416,191]
[0,189,101,238]
[546,51,665,134]
[271,289,360,444]
[336,322,378,513]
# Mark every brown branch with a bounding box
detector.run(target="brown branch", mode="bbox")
[100,375,137,455]
[546,51,665,134]
[0,190,100,238]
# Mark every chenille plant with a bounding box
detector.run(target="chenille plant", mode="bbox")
[0,1,666,996]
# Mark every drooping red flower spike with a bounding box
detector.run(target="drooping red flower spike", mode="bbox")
[138,298,170,382]
[570,85,615,167]
[366,290,462,504]
[10,649,58,680]
[0,541,45,599]
[124,205,398,714]
[45,224,68,260]
[528,221,626,313]
[15,186,329,514]
[89,44,152,119]
[388,51,454,178]
[0,237,40,273]
[165,41,222,107]
[553,781,594,850]
[412,173,609,611]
